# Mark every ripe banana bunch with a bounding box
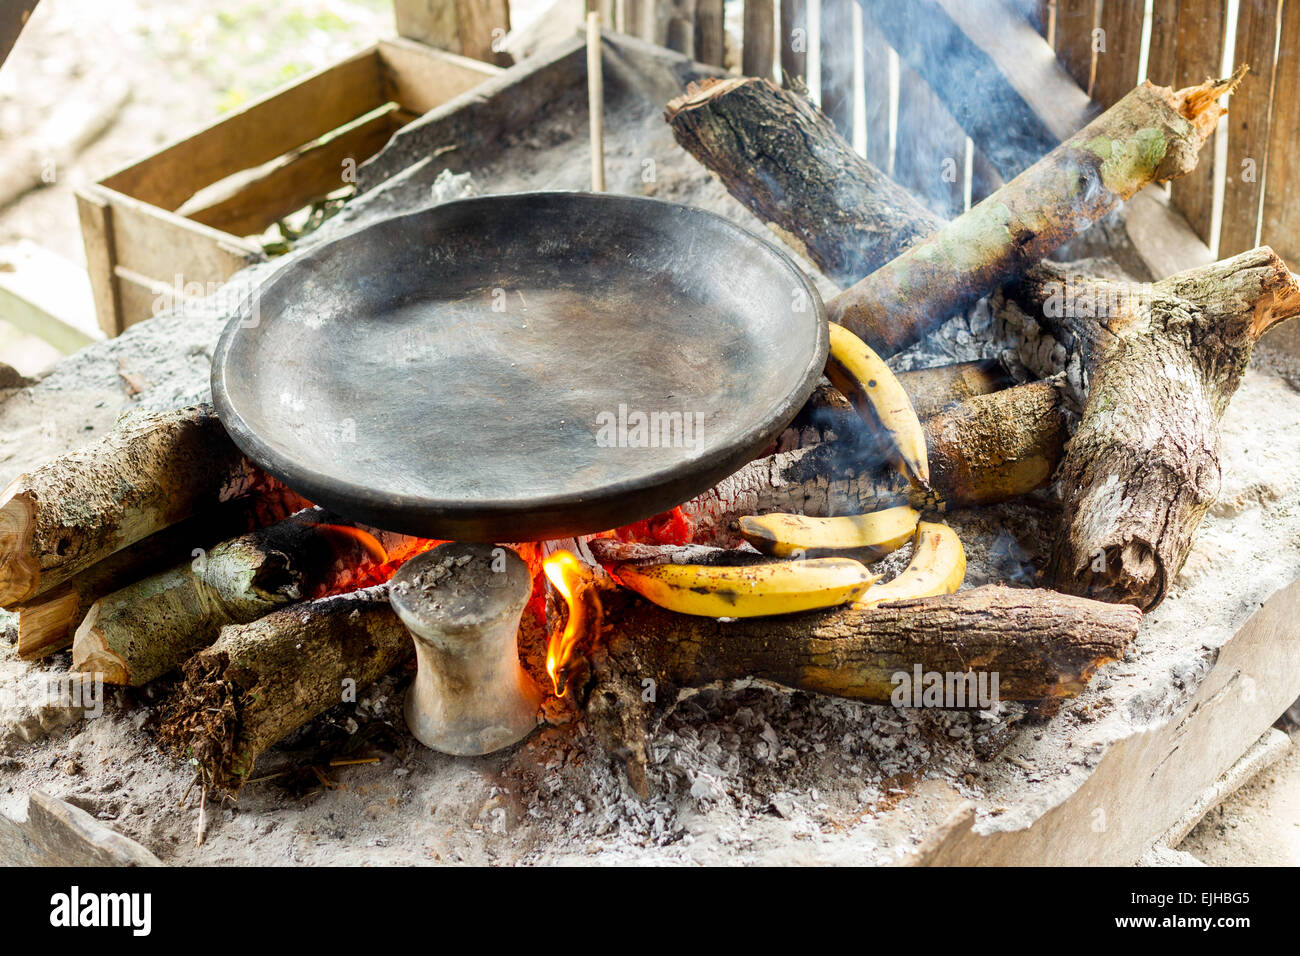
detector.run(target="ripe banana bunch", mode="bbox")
[825,322,930,489]
[738,505,920,559]
[613,557,876,618]
[854,521,966,608]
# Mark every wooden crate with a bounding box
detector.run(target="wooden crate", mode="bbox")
[75,38,500,337]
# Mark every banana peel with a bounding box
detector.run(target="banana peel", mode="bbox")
[854,521,965,608]
[738,505,920,559]
[614,557,876,618]
[825,321,930,489]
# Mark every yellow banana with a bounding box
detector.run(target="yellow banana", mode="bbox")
[615,557,876,618]
[825,322,930,488]
[855,521,965,608]
[738,505,920,559]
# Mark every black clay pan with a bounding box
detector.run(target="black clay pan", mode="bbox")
[212,192,827,541]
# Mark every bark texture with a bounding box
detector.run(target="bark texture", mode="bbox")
[1015,247,1300,609]
[666,76,942,286]
[73,508,419,686]
[0,404,276,606]
[158,585,410,792]
[583,585,1141,795]
[14,488,309,660]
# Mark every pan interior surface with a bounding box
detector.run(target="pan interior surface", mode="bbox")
[213,193,826,539]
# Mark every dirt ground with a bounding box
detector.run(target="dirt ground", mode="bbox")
[0,0,1297,866]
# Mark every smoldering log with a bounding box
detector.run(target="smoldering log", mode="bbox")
[581,585,1142,796]
[789,359,1015,445]
[680,380,1066,546]
[14,487,311,661]
[158,585,409,793]
[73,508,420,686]
[0,404,279,607]
[666,73,1240,356]
[1012,248,1300,610]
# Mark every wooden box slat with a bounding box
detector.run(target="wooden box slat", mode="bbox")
[1169,0,1228,245]
[78,39,500,337]
[1092,0,1145,109]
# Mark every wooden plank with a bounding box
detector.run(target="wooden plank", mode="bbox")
[743,0,775,77]
[779,0,807,85]
[1092,0,1145,108]
[394,0,462,50]
[1032,0,1053,38]
[395,0,511,64]
[894,65,965,218]
[111,268,167,331]
[101,47,385,212]
[859,0,1072,176]
[694,0,725,65]
[1169,0,1227,244]
[454,0,512,64]
[820,0,854,137]
[1054,0,1097,94]
[186,106,403,238]
[1146,0,1180,83]
[861,14,891,170]
[74,187,123,337]
[1260,0,1300,266]
[1220,0,1280,257]
[97,187,257,292]
[0,241,100,353]
[0,791,162,867]
[377,38,501,115]
[666,0,696,55]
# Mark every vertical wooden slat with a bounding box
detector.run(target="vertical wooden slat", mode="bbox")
[1054,0,1097,94]
[75,188,123,338]
[1260,0,1300,266]
[1220,0,1280,257]
[743,0,775,77]
[454,0,512,65]
[693,0,725,65]
[1146,0,1180,83]
[861,14,891,170]
[819,0,854,137]
[1092,0,1144,108]
[666,0,695,54]
[1032,0,1054,39]
[895,66,965,219]
[1169,0,1227,244]
[780,0,808,84]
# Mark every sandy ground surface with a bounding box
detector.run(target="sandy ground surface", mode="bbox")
[0,1,1296,866]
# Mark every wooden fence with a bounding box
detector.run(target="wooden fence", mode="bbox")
[589,0,1300,267]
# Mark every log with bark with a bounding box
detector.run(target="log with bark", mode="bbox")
[158,585,409,793]
[0,404,281,607]
[579,585,1142,796]
[1012,249,1300,609]
[666,72,1240,356]
[14,487,310,660]
[72,508,422,686]
[680,380,1066,546]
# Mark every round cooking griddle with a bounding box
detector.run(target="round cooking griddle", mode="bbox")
[212,192,827,541]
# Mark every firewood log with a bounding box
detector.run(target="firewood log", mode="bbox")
[0,404,276,607]
[158,585,409,793]
[581,585,1142,796]
[1012,249,1300,609]
[680,381,1066,546]
[14,486,310,661]
[72,508,421,686]
[666,72,1239,355]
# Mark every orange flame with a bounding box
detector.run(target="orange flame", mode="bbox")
[542,550,596,696]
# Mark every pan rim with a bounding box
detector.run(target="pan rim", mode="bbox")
[211,191,828,539]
